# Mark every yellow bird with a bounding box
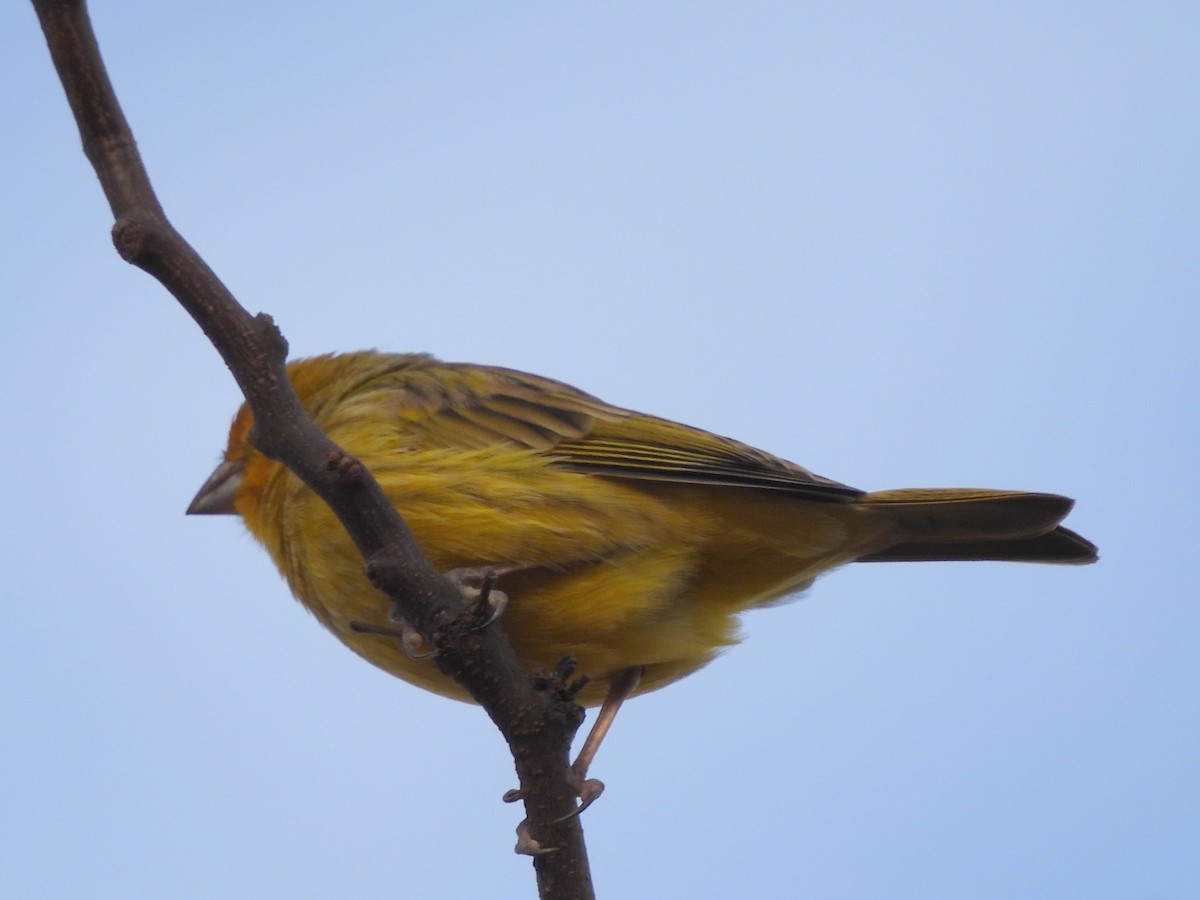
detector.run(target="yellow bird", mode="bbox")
[189,351,1095,775]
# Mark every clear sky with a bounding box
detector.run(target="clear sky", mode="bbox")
[3,3,1196,898]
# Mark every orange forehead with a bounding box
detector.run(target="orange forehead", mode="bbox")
[225,404,255,461]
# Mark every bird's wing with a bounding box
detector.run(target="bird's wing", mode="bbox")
[380,360,861,502]
[554,413,861,499]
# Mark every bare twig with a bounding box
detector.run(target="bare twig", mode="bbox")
[30,2,594,896]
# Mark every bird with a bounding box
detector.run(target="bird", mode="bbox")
[189,351,1096,783]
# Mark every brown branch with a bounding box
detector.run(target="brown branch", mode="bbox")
[31,2,594,896]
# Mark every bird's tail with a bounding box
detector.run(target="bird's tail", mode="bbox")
[856,488,1097,564]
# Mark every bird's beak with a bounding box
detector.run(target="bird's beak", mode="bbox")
[186,459,244,515]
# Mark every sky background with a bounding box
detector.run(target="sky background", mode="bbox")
[3,3,1196,898]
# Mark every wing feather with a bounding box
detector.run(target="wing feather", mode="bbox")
[379,358,861,502]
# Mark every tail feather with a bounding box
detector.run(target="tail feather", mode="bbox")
[858,526,1097,564]
[857,488,1097,565]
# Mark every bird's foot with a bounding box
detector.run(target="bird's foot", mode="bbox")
[346,616,431,659]
[443,565,512,629]
[351,565,514,657]
[555,771,605,823]
[514,819,559,856]
[502,773,605,825]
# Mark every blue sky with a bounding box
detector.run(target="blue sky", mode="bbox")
[3,3,1196,898]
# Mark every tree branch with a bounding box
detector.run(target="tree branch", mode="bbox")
[31,2,594,896]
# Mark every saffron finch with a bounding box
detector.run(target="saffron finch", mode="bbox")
[189,352,1096,718]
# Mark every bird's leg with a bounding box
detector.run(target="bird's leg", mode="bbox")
[562,665,644,816]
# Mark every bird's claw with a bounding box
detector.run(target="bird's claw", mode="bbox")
[502,771,605,825]
[358,564,516,659]
[443,566,510,629]
[347,617,431,659]
[514,819,559,856]
[385,605,433,659]
[552,776,605,824]
[576,776,605,810]
[398,624,432,659]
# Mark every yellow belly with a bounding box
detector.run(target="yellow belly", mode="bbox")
[243,444,879,706]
